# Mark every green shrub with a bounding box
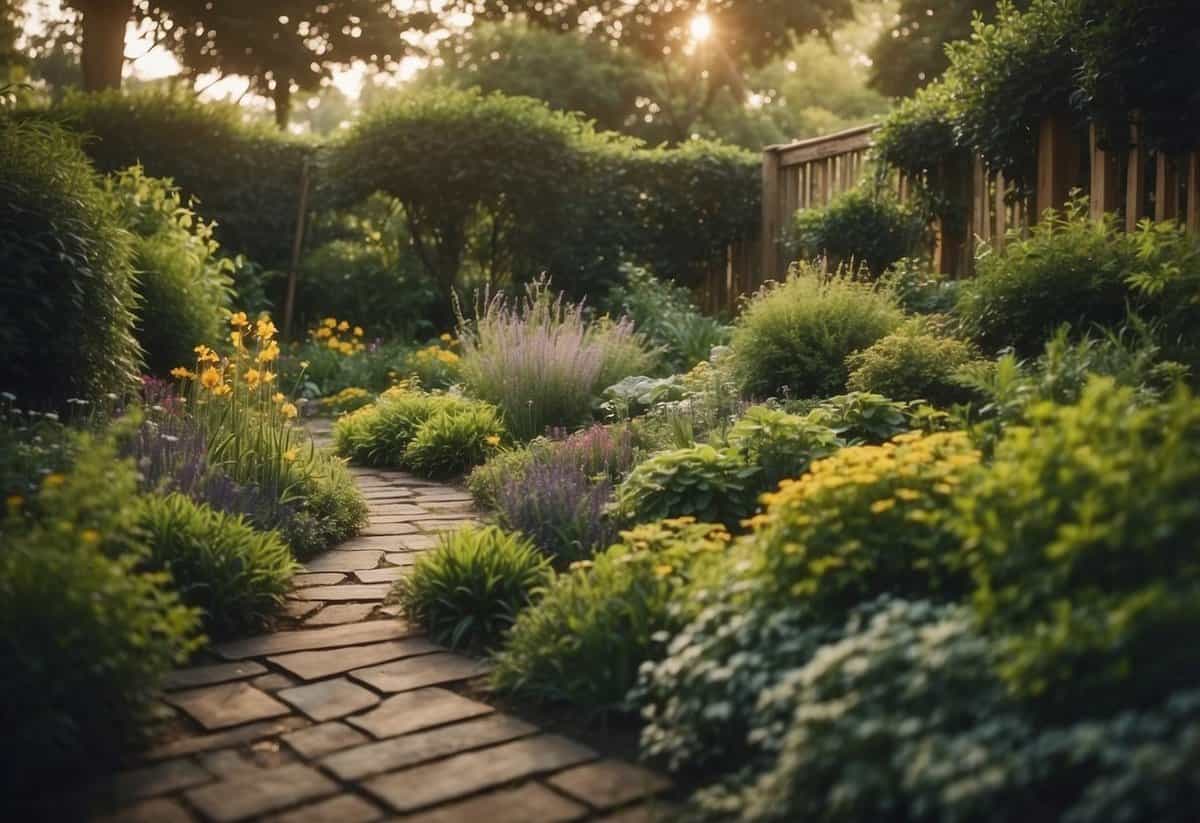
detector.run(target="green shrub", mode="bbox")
[0,431,200,794]
[788,188,926,277]
[458,279,656,440]
[0,119,140,407]
[403,336,464,391]
[846,324,982,407]
[105,165,233,376]
[606,265,731,371]
[135,493,296,639]
[491,518,729,710]
[803,391,920,445]
[403,405,507,479]
[279,453,368,559]
[726,406,842,491]
[956,377,1200,719]
[396,526,550,652]
[466,443,541,509]
[614,444,759,530]
[731,269,903,400]
[879,257,962,315]
[333,389,473,467]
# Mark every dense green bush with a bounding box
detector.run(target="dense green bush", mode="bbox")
[846,323,982,407]
[34,91,311,268]
[136,493,296,639]
[788,188,926,277]
[279,454,369,560]
[0,119,140,407]
[0,431,200,794]
[105,165,233,376]
[803,392,922,445]
[491,518,729,710]
[396,526,550,652]
[614,444,759,530]
[956,377,1200,719]
[731,269,904,399]
[467,443,541,509]
[403,405,507,479]
[879,258,963,315]
[333,389,475,466]
[726,406,842,491]
[606,265,730,372]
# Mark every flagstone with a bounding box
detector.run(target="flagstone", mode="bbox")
[268,638,440,681]
[278,678,381,722]
[290,583,392,602]
[303,550,384,573]
[261,794,383,823]
[547,759,672,810]
[353,566,405,584]
[282,722,369,759]
[185,763,338,822]
[292,573,346,587]
[303,603,376,625]
[216,620,411,660]
[164,682,291,731]
[397,783,586,823]
[144,717,310,761]
[163,661,267,691]
[348,688,492,739]
[350,652,490,693]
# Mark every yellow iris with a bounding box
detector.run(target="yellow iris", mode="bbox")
[257,341,280,363]
[244,369,261,387]
[256,318,277,341]
[337,320,350,332]
[194,344,219,364]
[170,366,195,379]
[229,311,248,328]
[353,326,364,337]
[200,367,222,390]
[484,435,501,446]
[281,402,298,419]
[230,330,245,350]
[283,447,299,462]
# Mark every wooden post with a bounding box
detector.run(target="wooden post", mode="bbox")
[282,156,311,342]
[1155,153,1179,221]
[1090,123,1119,221]
[1126,121,1146,231]
[994,171,1008,251]
[761,148,781,282]
[1037,114,1079,218]
[1188,151,1200,235]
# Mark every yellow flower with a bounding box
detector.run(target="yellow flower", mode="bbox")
[257,341,280,363]
[353,326,364,337]
[315,327,332,339]
[327,337,341,350]
[229,311,248,328]
[337,320,350,332]
[300,361,310,369]
[323,317,337,329]
[653,564,674,578]
[80,529,101,545]
[194,344,219,364]
[439,332,453,343]
[281,402,298,419]
[200,367,222,390]
[894,488,922,501]
[262,371,276,384]
[484,435,501,447]
[437,350,460,364]
[170,366,195,379]
[244,369,261,387]
[283,447,299,462]
[339,341,354,355]
[43,473,66,489]
[870,499,896,514]
[230,330,245,350]
[212,383,232,397]
[256,318,277,341]
[273,392,286,403]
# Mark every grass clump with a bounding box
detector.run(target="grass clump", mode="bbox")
[403,405,507,479]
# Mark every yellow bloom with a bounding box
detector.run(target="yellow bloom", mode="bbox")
[894,488,922,501]
[170,366,195,379]
[653,564,674,578]
[244,369,261,387]
[281,402,299,419]
[439,332,453,343]
[80,529,101,545]
[43,473,66,489]
[262,371,276,384]
[323,317,337,328]
[337,320,350,332]
[256,318,277,341]
[299,361,310,369]
[283,447,299,462]
[870,499,897,514]
[315,327,332,339]
[194,344,219,363]
[229,311,248,328]
[327,337,341,350]
[484,435,501,447]
[273,392,286,403]
[339,341,354,355]
[212,383,232,397]
[230,330,245,350]
[257,341,280,363]
[437,350,460,364]
[353,326,364,337]
[200,367,222,390]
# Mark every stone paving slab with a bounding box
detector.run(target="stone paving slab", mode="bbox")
[399,782,588,823]
[262,793,384,823]
[547,760,672,810]
[185,763,339,822]
[269,638,440,681]
[163,682,291,731]
[353,566,406,584]
[383,551,425,566]
[363,734,597,813]
[292,572,347,587]
[321,713,537,781]
[348,687,493,739]
[96,796,196,823]
[144,717,310,761]
[282,721,370,759]
[303,602,377,625]
[350,652,491,693]
[290,583,393,602]
[278,678,382,722]
[163,661,267,691]
[303,550,386,573]
[216,620,412,660]
[105,759,212,802]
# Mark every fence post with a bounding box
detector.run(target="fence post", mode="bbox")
[1090,123,1119,221]
[1036,114,1079,218]
[1126,119,1146,231]
[1155,153,1179,221]
[1188,151,1200,235]
[761,148,781,282]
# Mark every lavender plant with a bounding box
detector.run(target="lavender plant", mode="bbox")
[496,458,617,565]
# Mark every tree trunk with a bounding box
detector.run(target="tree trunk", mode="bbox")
[273,77,292,130]
[79,0,129,91]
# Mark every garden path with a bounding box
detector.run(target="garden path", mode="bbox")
[92,422,669,822]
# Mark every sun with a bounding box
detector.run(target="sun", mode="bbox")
[689,13,713,42]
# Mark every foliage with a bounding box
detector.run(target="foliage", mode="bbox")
[333,388,475,467]
[458,279,656,441]
[277,453,366,559]
[726,406,842,492]
[606,265,730,372]
[615,444,759,530]
[878,258,963,315]
[105,165,233,376]
[395,526,551,652]
[466,443,540,510]
[403,334,462,390]
[731,269,903,400]
[0,430,200,795]
[491,518,730,711]
[788,188,927,278]
[955,378,1200,719]
[318,387,374,416]
[629,350,747,450]
[846,324,983,407]
[803,392,921,445]
[403,404,506,479]
[135,493,296,639]
[0,118,140,407]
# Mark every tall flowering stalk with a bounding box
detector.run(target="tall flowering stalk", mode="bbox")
[457,278,656,441]
[171,312,311,519]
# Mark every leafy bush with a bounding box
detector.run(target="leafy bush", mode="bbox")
[467,443,541,510]
[318,387,374,416]
[731,269,903,400]
[788,188,926,277]
[846,324,982,407]
[956,377,1200,719]
[135,493,296,639]
[0,119,140,407]
[333,389,474,467]
[606,265,730,371]
[279,453,368,560]
[458,279,656,440]
[403,405,506,479]
[404,335,463,390]
[615,444,759,530]
[726,406,842,491]
[491,518,730,711]
[879,257,962,315]
[105,165,233,376]
[0,430,200,795]
[803,392,920,444]
[395,526,550,652]
[956,204,1136,356]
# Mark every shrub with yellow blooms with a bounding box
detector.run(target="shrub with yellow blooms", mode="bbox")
[404,333,461,389]
[309,316,367,356]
